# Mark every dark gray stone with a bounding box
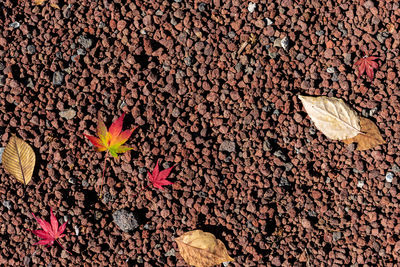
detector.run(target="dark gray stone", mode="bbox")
[112,209,139,232]
[52,71,65,86]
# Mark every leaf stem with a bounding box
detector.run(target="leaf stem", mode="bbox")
[56,239,72,255]
[98,154,108,198]
[131,184,150,200]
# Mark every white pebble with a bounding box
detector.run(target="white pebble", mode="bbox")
[386,172,394,183]
[74,225,80,236]
[357,180,364,188]
[248,2,256,13]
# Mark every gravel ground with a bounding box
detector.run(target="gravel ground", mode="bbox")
[0,0,399,266]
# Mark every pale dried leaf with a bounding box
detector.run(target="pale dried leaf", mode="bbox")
[299,95,361,140]
[176,230,234,267]
[342,117,385,150]
[2,136,36,185]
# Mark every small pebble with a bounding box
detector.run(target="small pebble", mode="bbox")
[120,100,127,109]
[77,48,86,55]
[220,140,236,152]
[369,107,378,117]
[386,172,394,183]
[279,177,290,187]
[52,71,65,86]
[265,18,273,25]
[248,2,256,13]
[281,36,289,50]
[2,200,12,210]
[357,180,364,188]
[27,45,36,54]
[9,22,20,28]
[78,35,93,49]
[162,63,171,72]
[63,215,70,224]
[332,231,342,242]
[59,109,76,120]
[296,53,306,61]
[0,147,5,164]
[170,18,178,26]
[198,3,206,12]
[326,67,336,73]
[392,164,400,174]
[228,31,236,39]
[71,55,79,62]
[172,107,180,117]
[165,249,175,257]
[184,57,192,66]
[316,30,325,36]
[235,63,242,72]
[331,73,339,82]
[74,225,80,236]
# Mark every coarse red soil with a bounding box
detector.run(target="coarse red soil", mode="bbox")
[0,0,400,266]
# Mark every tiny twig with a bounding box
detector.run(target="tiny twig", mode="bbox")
[98,154,108,198]
[305,248,311,267]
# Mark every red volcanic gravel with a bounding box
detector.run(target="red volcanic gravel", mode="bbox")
[0,0,400,266]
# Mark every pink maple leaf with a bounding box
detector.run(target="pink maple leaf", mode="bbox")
[31,207,71,254]
[147,159,174,190]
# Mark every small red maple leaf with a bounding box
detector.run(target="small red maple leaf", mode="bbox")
[147,159,174,190]
[31,207,71,254]
[355,54,379,81]
[84,112,136,158]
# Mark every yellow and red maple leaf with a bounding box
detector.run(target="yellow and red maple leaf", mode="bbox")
[84,113,136,158]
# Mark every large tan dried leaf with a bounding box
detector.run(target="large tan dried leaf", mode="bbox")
[299,95,361,140]
[342,117,385,150]
[2,136,36,185]
[175,230,234,267]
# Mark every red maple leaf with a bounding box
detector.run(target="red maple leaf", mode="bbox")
[31,207,71,254]
[355,55,379,81]
[147,159,174,190]
[84,113,136,158]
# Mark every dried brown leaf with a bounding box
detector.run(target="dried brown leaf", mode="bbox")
[2,136,36,185]
[342,117,385,150]
[33,0,46,5]
[175,230,234,267]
